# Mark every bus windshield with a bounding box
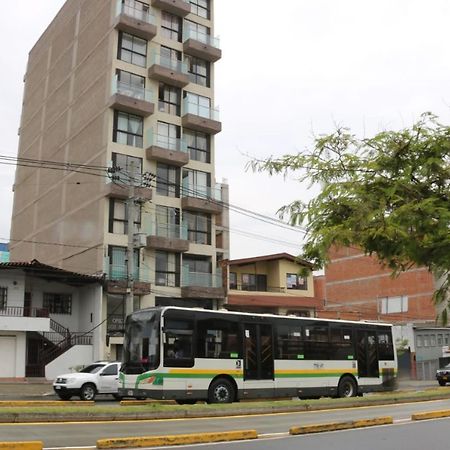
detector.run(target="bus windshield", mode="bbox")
[122,310,160,374]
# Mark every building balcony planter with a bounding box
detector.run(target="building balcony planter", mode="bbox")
[114,0,157,41]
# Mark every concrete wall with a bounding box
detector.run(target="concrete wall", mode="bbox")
[45,344,94,380]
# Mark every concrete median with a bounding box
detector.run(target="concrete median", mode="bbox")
[0,400,93,407]
[0,442,42,450]
[290,416,393,435]
[412,410,450,421]
[96,430,258,449]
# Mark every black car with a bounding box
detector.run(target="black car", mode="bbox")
[436,363,450,386]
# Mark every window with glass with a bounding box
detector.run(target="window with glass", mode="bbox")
[184,211,211,244]
[190,0,210,19]
[108,246,140,280]
[182,168,210,197]
[155,205,181,238]
[183,255,211,274]
[122,0,150,21]
[229,272,237,290]
[377,331,395,360]
[438,334,443,345]
[43,293,72,315]
[156,121,180,150]
[185,19,209,43]
[163,312,194,367]
[184,129,210,163]
[156,163,180,197]
[416,335,423,347]
[109,199,141,234]
[155,251,180,287]
[286,273,308,290]
[380,295,408,314]
[303,323,330,360]
[184,92,211,118]
[160,46,182,70]
[197,318,240,359]
[241,274,257,291]
[277,324,304,360]
[112,153,142,183]
[431,334,436,346]
[161,12,182,41]
[116,69,146,99]
[184,54,210,87]
[118,31,147,67]
[0,287,7,309]
[158,83,181,115]
[113,111,144,147]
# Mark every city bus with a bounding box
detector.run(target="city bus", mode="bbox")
[118,306,397,403]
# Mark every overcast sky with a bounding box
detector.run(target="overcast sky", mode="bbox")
[1,0,449,262]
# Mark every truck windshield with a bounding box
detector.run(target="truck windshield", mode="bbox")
[122,310,160,374]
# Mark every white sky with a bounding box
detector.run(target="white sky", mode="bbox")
[1,0,449,261]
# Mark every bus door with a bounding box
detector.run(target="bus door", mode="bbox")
[243,323,274,382]
[357,330,379,378]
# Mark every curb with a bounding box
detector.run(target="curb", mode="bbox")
[96,430,258,449]
[412,409,450,421]
[120,400,176,406]
[0,401,94,407]
[0,442,42,450]
[290,416,393,435]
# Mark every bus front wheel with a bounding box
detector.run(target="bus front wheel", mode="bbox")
[337,376,357,398]
[208,378,235,404]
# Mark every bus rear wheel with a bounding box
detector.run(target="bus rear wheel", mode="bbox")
[208,378,235,404]
[338,376,357,398]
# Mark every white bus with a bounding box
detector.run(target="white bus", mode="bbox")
[119,306,397,403]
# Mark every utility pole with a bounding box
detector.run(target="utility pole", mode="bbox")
[125,160,136,319]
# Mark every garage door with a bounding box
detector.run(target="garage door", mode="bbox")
[0,337,16,377]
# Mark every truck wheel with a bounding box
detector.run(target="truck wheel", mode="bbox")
[438,380,446,386]
[208,378,235,403]
[80,383,96,401]
[338,376,357,398]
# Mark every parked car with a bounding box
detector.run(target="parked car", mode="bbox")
[53,361,122,401]
[436,363,450,386]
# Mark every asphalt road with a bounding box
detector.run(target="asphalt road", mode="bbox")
[1,398,450,448]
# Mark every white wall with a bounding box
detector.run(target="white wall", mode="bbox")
[0,270,25,308]
[0,331,26,378]
[45,345,94,380]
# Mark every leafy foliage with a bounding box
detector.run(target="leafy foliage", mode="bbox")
[249,113,450,315]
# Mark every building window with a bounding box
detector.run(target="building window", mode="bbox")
[184,211,211,244]
[156,163,180,197]
[122,0,150,20]
[229,273,237,290]
[161,12,182,41]
[182,168,210,197]
[156,121,180,150]
[416,335,423,347]
[113,111,144,148]
[109,199,141,234]
[430,334,436,347]
[184,54,210,87]
[183,255,211,274]
[158,83,181,116]
[155,251,180,287]
[196,318,241,359]
[380,295,408,314]
[43,293,72,315]
[190,0,210,19]
[185,19,209,44]
[445,335,449,345]
[116,69,146,99]
[423,335,429,347]
[118,31,147,67]
[112,153,142,183]
[155,205,181,238]
[438,334,443,345]
[242,274,256,291]
[286,273,308,290]
[160,46,182,68]
[0,287,6,309]
[108,246,140,280]
[184,129,210,163]
[184,92,211,118]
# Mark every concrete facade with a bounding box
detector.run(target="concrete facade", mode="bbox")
[10,0,229,360]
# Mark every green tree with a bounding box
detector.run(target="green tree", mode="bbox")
[249,113,450,320]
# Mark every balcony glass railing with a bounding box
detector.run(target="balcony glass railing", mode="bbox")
[144,221,188,240]
[182,266,222,288]
[145,130,188,153]
[150,51,188,74]
[183,28,220,49]
[112,75,153,102]
[183,98,219,121]
[105,263,151,283]
[182,180,222,201]
[116,0,156,25]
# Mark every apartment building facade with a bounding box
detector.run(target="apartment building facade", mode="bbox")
[224,253,321,316]
[10,0,228,360]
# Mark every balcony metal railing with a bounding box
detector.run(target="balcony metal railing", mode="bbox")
[116,0,156,25]
[182,266,222,288]
[150,51,188,74]
[183,98,220,121]
[183,28,220,49]
[145,130,188,153]
[144,220,188,240]
[112,75,153,102]
[0,306,49,318]
[182,181,222,201]
[105,263,151,283]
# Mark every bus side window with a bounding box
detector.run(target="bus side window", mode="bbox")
[196,318,241,359]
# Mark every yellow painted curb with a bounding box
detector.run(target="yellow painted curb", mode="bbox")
[0,442,42,450]
[412,410,450,421]
[289,416,393,435]
[120,400,175,406]
[0,401,94,407]
[97,430,258,449]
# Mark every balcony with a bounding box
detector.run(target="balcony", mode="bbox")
[183,28,222,62]
[0,306,50,332]
[144,221,189,252]
[104,180,153,202]
[109,75,155,117]
[182,99,221,135]
[148,52,189,88]
[104,263,151,295]
[181,267,225,299]
[182,182,223,214]
[145,131,189,166]
[150,0,190,17]
[114,0,157,41]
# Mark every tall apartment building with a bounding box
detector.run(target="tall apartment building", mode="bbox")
[10,0,228,359]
